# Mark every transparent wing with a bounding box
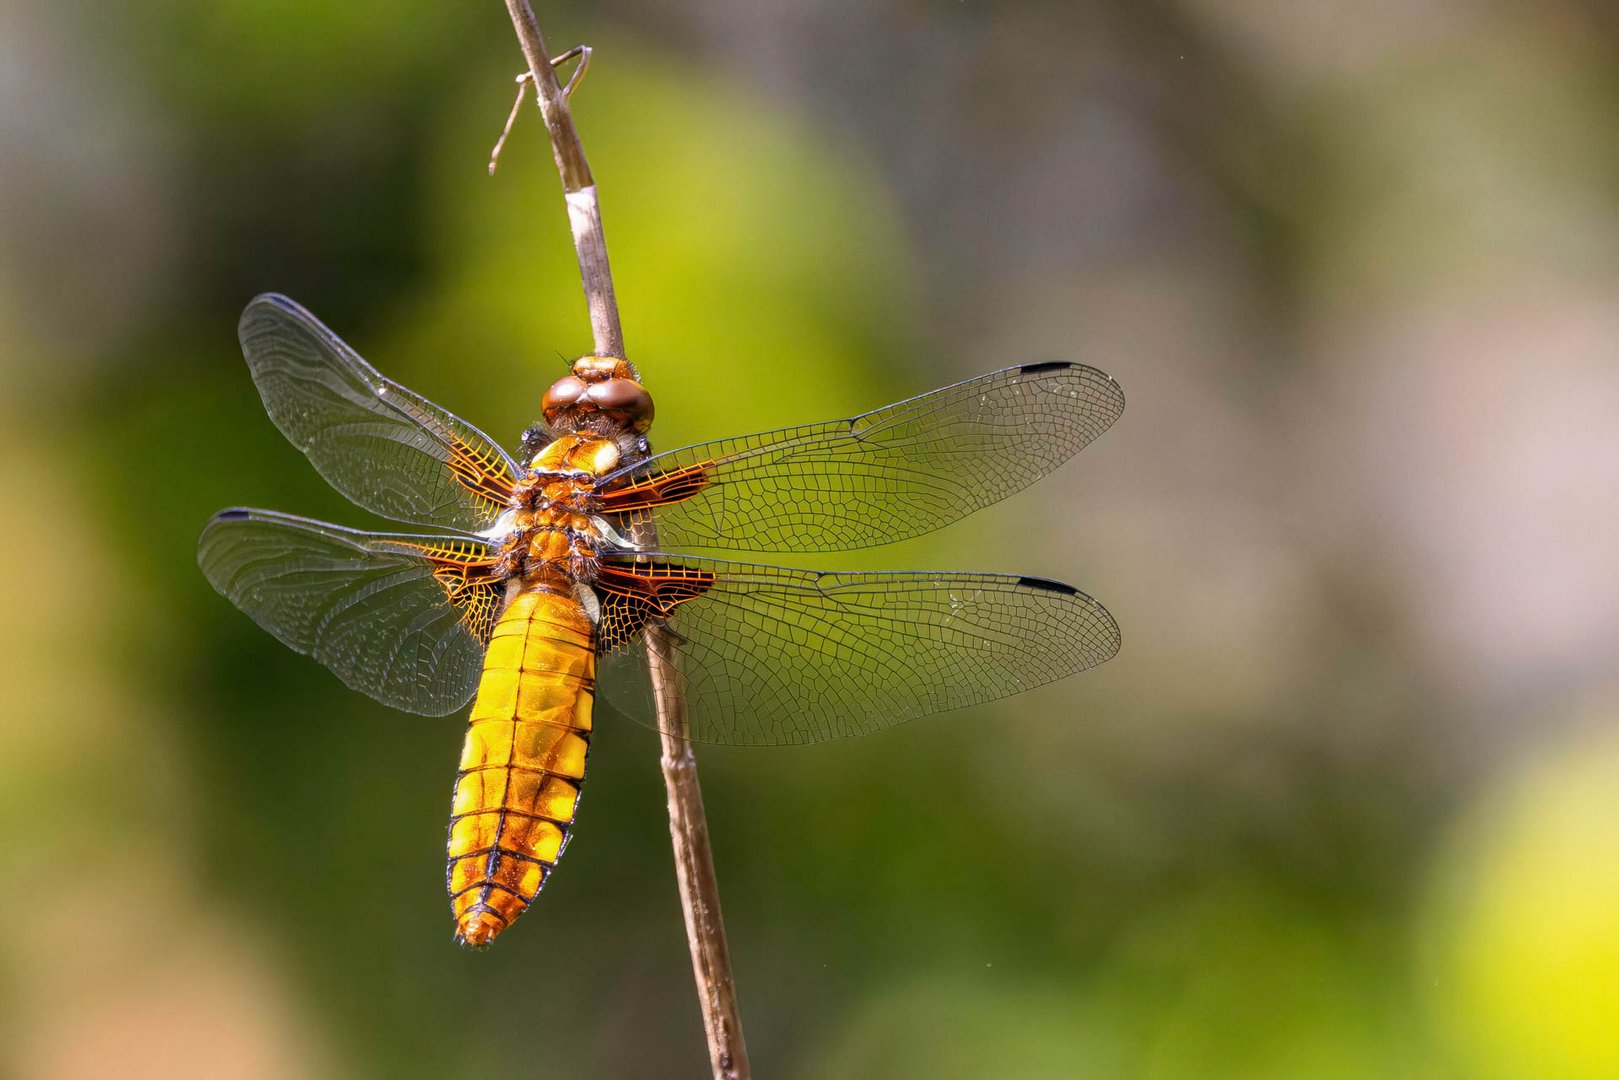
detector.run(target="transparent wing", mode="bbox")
[197,508,503,715]
[594,555,1119,746]
[598,363,1123,552]
[239,294,522,532]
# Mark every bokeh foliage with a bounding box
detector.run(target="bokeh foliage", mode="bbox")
[3,1,1618,1077]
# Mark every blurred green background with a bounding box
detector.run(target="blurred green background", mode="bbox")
[3,1,1618,1077]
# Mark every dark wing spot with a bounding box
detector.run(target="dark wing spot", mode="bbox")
[1017,575,1078,595]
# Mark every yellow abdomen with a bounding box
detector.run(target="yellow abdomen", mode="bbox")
[446,579,594,947]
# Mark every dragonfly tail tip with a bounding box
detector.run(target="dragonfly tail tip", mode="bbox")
[453,909,506,950]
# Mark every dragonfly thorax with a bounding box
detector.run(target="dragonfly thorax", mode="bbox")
[492,432,624,584]
[527,431,621,476]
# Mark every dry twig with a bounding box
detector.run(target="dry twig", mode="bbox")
[498,4,751,1077]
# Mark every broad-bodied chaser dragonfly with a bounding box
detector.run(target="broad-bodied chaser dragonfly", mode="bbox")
[199,295,1123,946]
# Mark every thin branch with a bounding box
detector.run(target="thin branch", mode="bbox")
[647,627,751,1080]
[503,0,623,363]
[499,4,751,1078]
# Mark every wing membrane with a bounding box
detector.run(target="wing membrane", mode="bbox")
[595,555,1119,746]
[198,508,503,715]
[239,294,521,531]
[599,363,1123,552]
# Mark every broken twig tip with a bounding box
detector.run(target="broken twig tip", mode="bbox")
[487,47,593,176]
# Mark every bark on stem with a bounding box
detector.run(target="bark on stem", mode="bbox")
[500,4,750,1077]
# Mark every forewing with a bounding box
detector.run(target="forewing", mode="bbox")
[598,363,1123,552]
[198,508,503,715]
[239,294,522,531]
[594,555,1119,746]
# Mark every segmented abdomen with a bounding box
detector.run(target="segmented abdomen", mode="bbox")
[446,581,593,947]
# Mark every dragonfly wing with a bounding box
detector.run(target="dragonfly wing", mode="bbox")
[593,554,1119,746]
[239,294,523,532]
[198,508,503,715]
[598,362,1123,552]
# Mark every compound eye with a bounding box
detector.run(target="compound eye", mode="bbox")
[542,375,588,422]
[587,377,655,433]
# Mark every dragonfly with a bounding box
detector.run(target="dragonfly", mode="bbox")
[199,294,1124,947]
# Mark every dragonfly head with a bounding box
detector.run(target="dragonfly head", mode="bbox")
[543,355,655,435]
